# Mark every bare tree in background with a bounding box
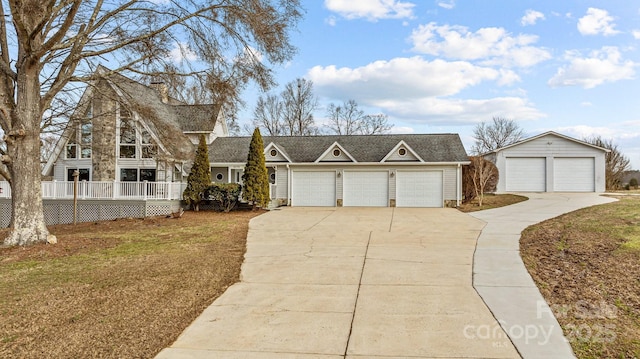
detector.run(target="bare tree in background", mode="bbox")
[0,0,302,246]
[472,117,524,154]
[583,136,630,190]
[252,78,318,135]
[326,100,393,135]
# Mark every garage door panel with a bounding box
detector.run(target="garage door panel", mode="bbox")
[554,158,594,192]
[396,171,443,207]
[343,171,388,207]
[506,158,546,192]
[292,171,335,206]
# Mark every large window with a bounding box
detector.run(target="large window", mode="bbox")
[80,119,92,158]
[66,168,90,181]
[65,106,92,159]
[119,106,157,159]
[120,168,156,182]
[119,117,136,159]
[141,130,157,158]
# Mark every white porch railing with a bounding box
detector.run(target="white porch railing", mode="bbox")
[0,181,186,200]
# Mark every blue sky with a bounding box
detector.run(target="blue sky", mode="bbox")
[237,0,640,169]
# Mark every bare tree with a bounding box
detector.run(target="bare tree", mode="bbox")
[462,156,499,206]
[252,78,318,136]
[253,94,285,136]
[583,136,630,190]
[0,0,302,246]
[472,117,524,154]
[282,78,318,135]
[326,100,392,135]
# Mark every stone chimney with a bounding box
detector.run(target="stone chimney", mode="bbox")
[150,81,169,104]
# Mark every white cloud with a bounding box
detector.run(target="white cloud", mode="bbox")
[389,126,416,134]
[577,8,620,36]
[308,56,513,100]
[324,0,415,21]
[633,30,640,40]
[325,16,337,26]
[409,23,551,68]
[307,57,542,124]
[521,10,545,26]
[437,0,455,10]
[548,47,636,89]
[580,101,593,107]
[169,42,197,63]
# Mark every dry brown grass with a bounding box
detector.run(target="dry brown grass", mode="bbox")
[457,193,528,213]
[521,197,640,358]
[0,210,263,358]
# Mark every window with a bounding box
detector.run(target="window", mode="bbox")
[120,168,138,182]
[398,148,407,156]
[332,148,341,157]
[119,118,136,158]
[269,172,276,183]
[270,149,277,157]
[215,173,224,181]
[80,119,92,159]
[141,130,156,158]
[140,169,156,182]
[66,132,77,159]
[66,168,90,181]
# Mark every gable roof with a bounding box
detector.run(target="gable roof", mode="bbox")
[209,134,469,164]
[487,131,610,154]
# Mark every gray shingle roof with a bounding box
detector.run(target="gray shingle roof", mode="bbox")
[209,134,469,163]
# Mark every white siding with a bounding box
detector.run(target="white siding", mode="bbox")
[276,165,288,199]
[318,147,353,162]
[385,147,420,162]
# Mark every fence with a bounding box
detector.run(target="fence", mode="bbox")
[0,181,186,200]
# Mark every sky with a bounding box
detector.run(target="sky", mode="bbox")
[234,0,640,169]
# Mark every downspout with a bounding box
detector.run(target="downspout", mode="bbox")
[457,163,462,207]
[287,164,291,206]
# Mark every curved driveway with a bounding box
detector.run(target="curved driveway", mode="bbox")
[157,207,519,358]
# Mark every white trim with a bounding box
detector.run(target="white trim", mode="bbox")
[211,161,469,167]
[488,131,610,154]
[381,140,425,162]
[314,141,357,163]
[263,142,292,162]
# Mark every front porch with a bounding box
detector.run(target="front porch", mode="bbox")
[0,181,187,201]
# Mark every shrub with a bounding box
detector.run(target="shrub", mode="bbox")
[630,178,638,189]
[242,128,270,209]
[205,183,242,212]
[183,134,212,211]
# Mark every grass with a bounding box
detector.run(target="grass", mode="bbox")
[457,193,528,212]
[0,210,263,359]
[521,197,640,359]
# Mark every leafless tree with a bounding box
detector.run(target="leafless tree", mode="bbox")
[583,136,631,190]
[325,100,393,135]
[253,94,285,136]
[252,78,318,136]
[462,156,499,206]
[472,117,524,154]
[0,0,302,246]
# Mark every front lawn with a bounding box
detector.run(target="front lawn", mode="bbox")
[0,210,262,358]
[521,197,640,358]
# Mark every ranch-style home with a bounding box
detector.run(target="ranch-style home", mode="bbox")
[485,131,608,193]
[208,134,470,208]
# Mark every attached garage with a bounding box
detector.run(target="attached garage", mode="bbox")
[343,171,388,207]
[291,171,336,206]
[505,157,546,192]
[396,171,443,207]
[553,158,595,192]
[488,132,607,193]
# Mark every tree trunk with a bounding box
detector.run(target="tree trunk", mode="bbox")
[3,59,52,246]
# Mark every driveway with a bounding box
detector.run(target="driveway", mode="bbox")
[156,207,519,358]
[471,193,617,359]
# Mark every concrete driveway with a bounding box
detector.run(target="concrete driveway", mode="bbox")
[156,207,519,358]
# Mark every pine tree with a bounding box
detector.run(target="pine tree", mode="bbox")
[183,134,211,211]
[243,128,270,209]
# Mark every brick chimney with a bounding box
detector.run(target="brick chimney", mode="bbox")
[150,81,169,104]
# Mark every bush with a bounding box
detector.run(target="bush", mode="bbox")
[183,134,211,211]
[630,178,638,189]
[205,183,242,212]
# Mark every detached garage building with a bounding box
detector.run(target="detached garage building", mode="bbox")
[209,134,470,208]
[486,131,608,193]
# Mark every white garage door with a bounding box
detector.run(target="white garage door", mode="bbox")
[506,157,546,192]
[291,171,336,206]
[554,158,595,192]
[396,171,443,207]
[343,171,388,207]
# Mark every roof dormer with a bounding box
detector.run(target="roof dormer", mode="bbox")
[264,142,292,162]
[315,142,357,163]
[381,140,423,162]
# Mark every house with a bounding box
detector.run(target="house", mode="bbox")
[208,134,470,208]
[484,131,608,193]
[42,66,228,183]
